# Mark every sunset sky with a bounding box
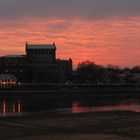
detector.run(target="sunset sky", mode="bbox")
[0,0,140,68]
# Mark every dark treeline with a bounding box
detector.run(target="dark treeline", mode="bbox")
[71,61,140,84]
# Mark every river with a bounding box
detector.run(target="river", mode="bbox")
[0,95,140,116]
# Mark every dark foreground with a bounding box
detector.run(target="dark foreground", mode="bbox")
[1,111,140,140]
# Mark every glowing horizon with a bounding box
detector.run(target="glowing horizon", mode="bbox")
[0,17,139,68]
[0,0,140,68]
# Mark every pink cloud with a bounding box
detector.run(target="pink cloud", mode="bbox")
[0,17,139,68]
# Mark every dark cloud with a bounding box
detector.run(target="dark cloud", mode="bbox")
[0,0,140,19]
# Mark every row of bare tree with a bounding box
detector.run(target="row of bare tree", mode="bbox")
[71,61,140,84]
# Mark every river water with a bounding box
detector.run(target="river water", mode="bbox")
[0,96,140,116]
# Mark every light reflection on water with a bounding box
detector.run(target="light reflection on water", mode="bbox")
[72,101,140,113]
[0,98,21,116]
[1,97,140,116]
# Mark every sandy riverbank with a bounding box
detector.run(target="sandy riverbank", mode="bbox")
[0,111,140,140]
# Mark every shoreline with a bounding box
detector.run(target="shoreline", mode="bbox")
[0,111,140,140]
[0,88,140,97]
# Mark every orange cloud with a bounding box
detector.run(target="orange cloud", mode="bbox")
[0,17,140,68]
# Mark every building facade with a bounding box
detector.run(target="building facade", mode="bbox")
[0,42,72,84]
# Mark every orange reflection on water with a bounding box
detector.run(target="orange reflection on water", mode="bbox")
[18,99,21,113]
[2,99,6,114]
[72,101,92,113]
[72,102,140,113]
[12,101,15,113]
[95,104,140,112]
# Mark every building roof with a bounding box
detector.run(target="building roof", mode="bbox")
[57,58,72,62]
[26,43,56,50]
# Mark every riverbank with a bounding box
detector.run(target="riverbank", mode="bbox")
[0,111,140,140]
[0,88,140,98]
[0,83,140,98]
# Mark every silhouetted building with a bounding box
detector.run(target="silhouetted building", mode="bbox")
[0,42,72,84]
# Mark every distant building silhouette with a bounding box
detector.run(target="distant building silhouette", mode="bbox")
[0,42,72,84]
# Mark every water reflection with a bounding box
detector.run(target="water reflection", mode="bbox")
[18,99,21,113]
[72,101,140,113]
[2,99,6,114]
[72,101,92,113]
[12,101,15,113]
[0,98,21,115]
[1,97,140,116]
